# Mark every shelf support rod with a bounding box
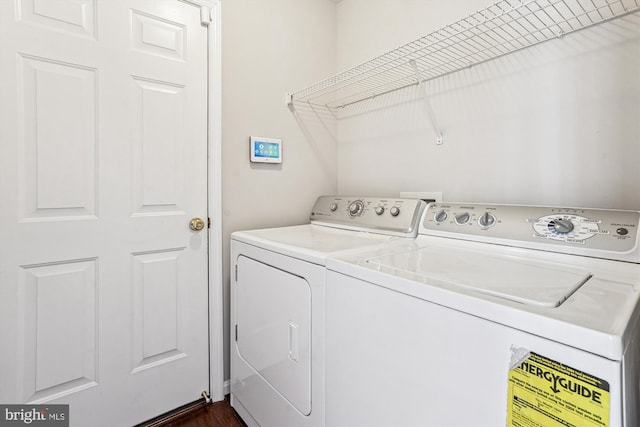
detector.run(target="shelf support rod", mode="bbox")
[409,60,443,145]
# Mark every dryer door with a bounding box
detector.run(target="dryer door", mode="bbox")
[236,255,312,415]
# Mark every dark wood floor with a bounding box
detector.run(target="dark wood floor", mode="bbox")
[148,397,247,427]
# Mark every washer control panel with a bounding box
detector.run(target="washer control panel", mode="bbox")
[310,196,426,236]
[423,203,640,261]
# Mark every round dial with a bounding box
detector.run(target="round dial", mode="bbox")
[434,210,448,223]
[348,200,365,217]
[329,202,338,212]
[550,218,574,234]
[375,206,385,216]
[532,214,600,242]
[478,212,496,228]
[390,206,400,217]
[454,212,470,225]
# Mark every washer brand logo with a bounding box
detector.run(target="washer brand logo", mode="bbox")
[0,405,68,426]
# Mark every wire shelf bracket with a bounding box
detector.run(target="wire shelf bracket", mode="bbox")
[286,0,640,144]
[409,59,444,145]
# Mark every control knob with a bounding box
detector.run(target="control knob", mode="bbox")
[434,210,448,223]
[454,212,470,225]
[375,206,385,216]
[390,206,400,217]
[348,200,365,217]
[550,218,574,234]
[478,212,496,228]
[329,203,338,212]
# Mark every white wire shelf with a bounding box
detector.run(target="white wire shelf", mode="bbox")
[287,0,640,110]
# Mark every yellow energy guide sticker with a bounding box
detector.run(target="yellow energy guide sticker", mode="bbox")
[507,351,610,427]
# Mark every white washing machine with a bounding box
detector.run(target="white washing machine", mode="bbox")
[326,202,640,427]
[230,196,426,427]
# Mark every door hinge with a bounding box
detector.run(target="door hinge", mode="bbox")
[207,217,211,229]
[235,324,238,341]
[234,264,238,282]
[200,6,212,26]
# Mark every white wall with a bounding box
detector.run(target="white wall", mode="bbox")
[335,0,640,210]
[221,0,337,381]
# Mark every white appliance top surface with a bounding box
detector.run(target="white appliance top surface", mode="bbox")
[232,224,399,265]
[327,235,640,360]
[367,244,591,308]
[231,196,426,265]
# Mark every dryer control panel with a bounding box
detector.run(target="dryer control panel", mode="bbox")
[310,196,426,237]
[422,203,640,262]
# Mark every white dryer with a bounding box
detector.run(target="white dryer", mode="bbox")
[230,196,426,427]
[326,202,640,427]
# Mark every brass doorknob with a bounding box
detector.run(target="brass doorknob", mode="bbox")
[189,218,206,231]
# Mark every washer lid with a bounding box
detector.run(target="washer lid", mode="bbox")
[367,245,592,307]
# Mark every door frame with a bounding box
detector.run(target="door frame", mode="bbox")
[207,0,224,403]
[181,0,224,403]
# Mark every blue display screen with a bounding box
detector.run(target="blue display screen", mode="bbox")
[253,141,280,158]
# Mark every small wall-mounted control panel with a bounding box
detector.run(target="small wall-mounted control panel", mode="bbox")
[250,136,282,163]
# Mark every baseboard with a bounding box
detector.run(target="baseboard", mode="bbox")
[224,379,231,396]
[135,398,209,427]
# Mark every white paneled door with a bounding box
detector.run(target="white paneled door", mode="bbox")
[0,1,210,425]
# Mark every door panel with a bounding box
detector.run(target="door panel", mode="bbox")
[132,248,187,371]
[17,0,97,39]
[132,77,186,215]
[19,259,98,402]
[19,55,97,220]
[0,1,209,425]
[131,9,186,60]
